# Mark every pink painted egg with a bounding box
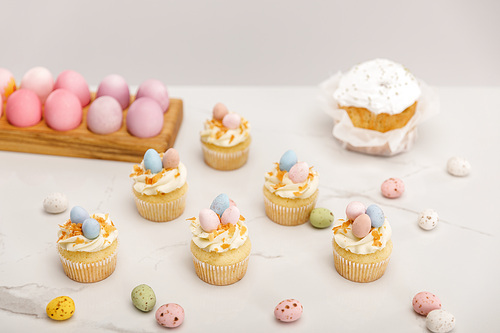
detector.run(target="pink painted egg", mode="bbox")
[381,177,405,199]
[54,70,90,107]
[229,199,237,207]
[346,201,366,221]
[412,291,442,316]
[136,79,169,112]
[352,214,371,238]
[5,89,42,127]
[96,74,130,109]
[0,68,16,100]
[20,66,54,103]
[155,303,184,328]
[87,96,123,134]
[288,162,309,184]
[126,97,164,138]
[274,299,303,322]
[221,206,240,225]
[44,89,83,131]
[222,113,241,129]
[162,148,179,169]
[213,102,229,120]
[199,208,220,232]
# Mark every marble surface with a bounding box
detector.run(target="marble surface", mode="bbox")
[0,86,498,332]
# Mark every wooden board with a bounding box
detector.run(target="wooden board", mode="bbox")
[0,95,183,162]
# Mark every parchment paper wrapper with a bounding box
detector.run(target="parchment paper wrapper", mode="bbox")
[319,73,440,156]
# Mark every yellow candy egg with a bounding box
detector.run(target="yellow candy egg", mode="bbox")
[46,296,75,321]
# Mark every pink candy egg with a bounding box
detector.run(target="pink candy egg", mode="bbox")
[199,208,220,232]
[288,162,309,184]
[381,177,405,199]
[126,97,164,138]
[346,201,366,221]
[274,299,303,322]
[6,89,42,127]
[96,74,130,109]
[213,102,229,120]
[412,292,442,316]
[229,199,237,207]
[87,96,123,134]
[155,303,184,328]
[352,214,371,238]
[54,70,90,107]
[20,66,54,103]
[0,68,16,100]
[221,206,240,225]
[136,79,169,112]
[163,148,180,169]
[44,89,83,131]
[222,113,241,129]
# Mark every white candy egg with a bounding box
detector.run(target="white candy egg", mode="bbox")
[418,209,439,230]
[447,156,471,177]
[426,309,455,333]
[43,193,68,214]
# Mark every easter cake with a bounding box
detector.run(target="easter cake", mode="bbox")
[188,193,251,285]
[263,150,319,226]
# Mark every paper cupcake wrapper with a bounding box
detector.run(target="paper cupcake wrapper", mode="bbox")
[58,244,118,283]
[134,191,187,222]
[192,254,250,286]
[201,145,250,170]
[332,246,390,283]
[263,195,317,226]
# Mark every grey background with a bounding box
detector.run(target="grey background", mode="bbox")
[1,0,499,86]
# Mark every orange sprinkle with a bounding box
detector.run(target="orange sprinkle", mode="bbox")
[371,229,382,247]
[174,171,180,178]
[293,191,301,196]
[333,220,352,234]
[240,225,247,236]
[75,238,85,244]
[186,217,196,221]
[229,134,235,144]
[221,244,230,250]
[228,224,236,238]
[239,215,245,222]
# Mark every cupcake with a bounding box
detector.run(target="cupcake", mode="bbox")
[333,58,421,133]
[200,103,251,170]
[57,206,118,283]
[332,202,393,282]
[263,150,319,226]
[188,193,251,285]
[130,148,188,222]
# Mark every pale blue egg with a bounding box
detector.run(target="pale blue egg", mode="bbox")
[279,150,297,172]
[82,218,100,240]
[366,204,385,228]
[210,193,230,217]
[70,206,90,224]
[143,149,162,173]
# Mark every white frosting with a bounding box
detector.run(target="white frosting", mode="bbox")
[57,213,118,252]
[333,58,421,115]
[264,163,319,199]
[200,114,250,147]
[131,161,187,196]
[333,218,391,255]
[190,217,248,253]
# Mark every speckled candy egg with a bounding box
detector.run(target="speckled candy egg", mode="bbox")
[5,89,42,127]
[70,206,90,224]
[96,74,130,109]
[274,299,303,322]
[447,156,471,177]
[46,296,75,321]
[366,204,385,228]
[199,208,220,232]
[155,303,184,328]
[136,79,170,112]
[352,214,371,238]
[143,149,163,173]
[288,162,309,183]
[0,68,16,100]
[87,96,123,134]
[131,284,156,312]
[309,208,334,228]
[43,192,68,214]
[210,193,230,217]
[44,89,83,131]
[279,150,297,172]
[163,148,180,169]
[346,201,366,221]
[418,209,439,230]
[126,97,164,138]
[381,177,405,198]
[82,218,100,239]
[54,70,91,107]
[426,309,455,333]
[412,291,442,316]
[221,205,240,225]
[20,66,54,103]
[213,102,229,120]
[222,113,241,129]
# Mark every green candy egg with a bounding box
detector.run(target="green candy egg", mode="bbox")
[131,284,156,312]
[310,208,334,228]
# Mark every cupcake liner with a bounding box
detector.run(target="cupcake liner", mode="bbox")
[58,244,118,283]
[201,144,250,170]
[191,254,250,286]
[332,245,390,283]
[134,190,187,222]
[263,194,317,226]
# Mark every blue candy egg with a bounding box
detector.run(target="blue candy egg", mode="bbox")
[279,150,298,172]
[143,149,163,174]
[366,204,385,228]
[82,218,100,240]
[70,206,90,224]
[210,193,230,217]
